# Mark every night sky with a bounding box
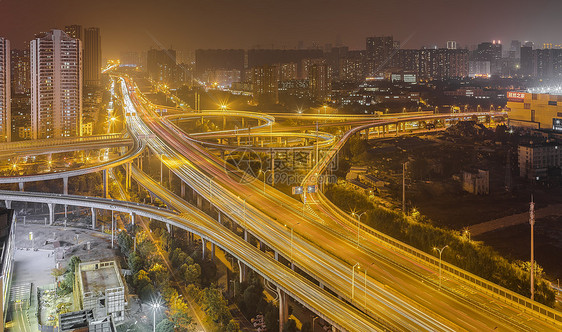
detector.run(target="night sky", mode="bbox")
[1,0,561,59]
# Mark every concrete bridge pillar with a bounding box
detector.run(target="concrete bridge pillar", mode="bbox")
[278,289,289,332]
[196,194,202,209]
[201,237,207,260]
[244,229,248,242]
[274,251,279,261]
[130,212,135,225]
[48,203,55,225]
[91,207,96,229]
[63,176,68,195]
[211,242,215,262]
[18,182,24,192]
[102,169,108,198]
[4,200,11,209]
[168,168,172,189]
[180,181,185,198]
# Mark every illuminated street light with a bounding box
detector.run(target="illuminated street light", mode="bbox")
[150,300,162,332]
[351,211,366,248]
[433,245,448,289]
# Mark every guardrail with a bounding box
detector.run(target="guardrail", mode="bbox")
[312,113,561,327]
[351,211,562,326]
[0,134,124,151]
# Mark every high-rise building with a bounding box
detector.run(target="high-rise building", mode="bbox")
[251,66,278,104]
[10,48,30,95]
[64,25,83,40]
[520,45,533,76]
[120,51,140,66]
[309,63,331,102]
[31,30,82,139]
[474,41,502,75]
[277,63,298,81]
[195,49,245,78]
[339,51,365,82]
[0,37,10,142]
[147,48,176,83]
[366,36,396,75]
[84,28,102,87]
[447,41,457,50]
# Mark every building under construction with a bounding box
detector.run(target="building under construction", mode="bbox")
[74,261,126,322]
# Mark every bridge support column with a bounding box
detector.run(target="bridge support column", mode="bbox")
[18,182,24,192]
[63,177,68,195]
[4,200,11,209]
[64,204,68,219]
[237,260,247,283]
[168,168,172,189]
[130,212,135,225]
[180,181,185,198]
[201,237,207,260]
[102,169,108,198]
[196,194,202,209]
[125,163,130,191]
[319,281,325,290]
[278,289,289,332]
[48,203,54,225]
[91,207,96,229]
[210,242,215,261]
[244,229,248,242]
[274,251,279,261]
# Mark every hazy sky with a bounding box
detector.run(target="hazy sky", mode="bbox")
[1,0,561,59]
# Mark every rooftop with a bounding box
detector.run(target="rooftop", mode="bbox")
[79,261,123,294]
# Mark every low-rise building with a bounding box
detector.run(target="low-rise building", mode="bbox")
[59,309,117,332]
[518,141,562,179]
[74,261,126,322]
[0,208,14,330]
[462,169,489,195]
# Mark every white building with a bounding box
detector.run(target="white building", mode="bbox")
[31,30,82,139]
[0,37,10,142]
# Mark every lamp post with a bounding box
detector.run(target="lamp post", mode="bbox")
[151,302,161,332]
[285,222,301,264]
[260,169,272,194]
[312,316,319,332]
[351,263,360,302]
[351,212,366,248]
[433,245,448,288]
[530,196,535,301]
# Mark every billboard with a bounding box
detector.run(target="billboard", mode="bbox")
[507,92,526,102]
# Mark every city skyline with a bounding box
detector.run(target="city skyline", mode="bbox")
[2,0,562,58]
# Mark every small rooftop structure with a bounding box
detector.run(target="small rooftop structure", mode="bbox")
[75,261,126,322]
[59,310,117,332]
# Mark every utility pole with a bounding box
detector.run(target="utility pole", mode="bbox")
[402,162,407,213]
[530,195,535,301]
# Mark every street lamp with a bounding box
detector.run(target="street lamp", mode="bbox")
[285,222,300,265]
[433,245,448,288]
[150,301,161,332]
[260,169,272,193]
[312,316,319,332]
[351,263,360,302]
[351,212,366,248]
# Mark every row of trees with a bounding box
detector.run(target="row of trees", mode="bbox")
[117,218,239,331]
[325,184,556,306]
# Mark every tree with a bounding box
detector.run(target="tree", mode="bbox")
[155,318,174,332]
[67,256,81,274]
[117,231,134,256]
[200,285,230,326]
[168,295,193,331]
